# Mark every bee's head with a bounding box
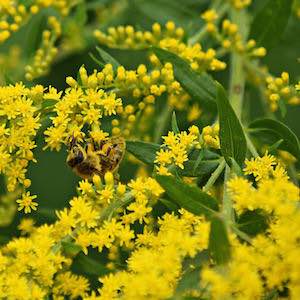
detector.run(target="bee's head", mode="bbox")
[66,137,86,168]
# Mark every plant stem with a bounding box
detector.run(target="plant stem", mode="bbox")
[154,104,172,143]
[222,165,235,222]
[231,224,252,244]
[203,158,226,192]
[222,8,249,224]
[245,132,259,157]
[100,192,133,222]
[188,1,229,45]
[228,8,248,118]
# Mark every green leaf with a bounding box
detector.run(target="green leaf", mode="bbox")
[75,1,88,26]
[216,82,247,166]
[126,140,160,165]
[278,98,287,118]
[176,251,209,294]
[159,198,179,211]
[72,253,108,276]
[152,47,216,109]
[89,52,105,68]
[268,139,284,153]
[171,111,180,134]
[192,149,205,174]
[249,118,300,159]
[249,0,293,49]
[61,241,82,256]
[96,46,120,70]
[179,159,219,178]
[208,215,231,264]
[229,158,243,176]
[41,99,57,110]
[237,210,269,237]
[155,175,219,218]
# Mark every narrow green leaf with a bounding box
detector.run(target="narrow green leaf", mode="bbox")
[61,241,82,256]
[192,149,204,175]
[126,140,160,165]
[278,98,287,118]
[75,1,88,26]
[249,118,300,159]
[159,198,179,211]
[230,158,243,176]
[171,111,180,134]
[249,0,293,49]
[89,52,105,67]
[176,251,209,294]
[216,82,247,166]
[268,139,284,153]
[237,210,269,237]
[155,175,219,218]
[152,47,216,108]
[208,215,231,264]
[72,253,108,276]
[179,159,219,178]
[96,46,120,70]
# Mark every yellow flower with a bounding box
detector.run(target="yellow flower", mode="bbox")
[18,218,35,235]
[16,192,38,213]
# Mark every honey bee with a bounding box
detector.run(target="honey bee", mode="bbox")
[66,136,126,180]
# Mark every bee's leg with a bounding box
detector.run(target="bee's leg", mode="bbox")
[113,171,120,184]
[69,135,77,150]
[86,142,95,155]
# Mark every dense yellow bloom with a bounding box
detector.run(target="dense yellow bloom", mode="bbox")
[265,72,300,111]
[0,83,41,192]
[201,123,220,149]
[155,127,200,174]
[229,0,252,9]
[94,21,226,73]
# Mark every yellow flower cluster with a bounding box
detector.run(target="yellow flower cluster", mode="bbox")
[92,210,210,300]
[0,83,42,192]
[25,16,61,81]
[44,68,122,150]
[228,154,299,214]
[201,123,220,149]
[221,21,266,57]
[62,63,181,139]
[201,154,300,299]
[0,0,71,44]
[201,13,266,57]
[155,126,200,175]
[229,0,252,9]
[0,170,165,298]
[265,72,300,111]
[0,189,20,226]
[201,9,219,34]
[0,224,72,299]
[94,21,226,73]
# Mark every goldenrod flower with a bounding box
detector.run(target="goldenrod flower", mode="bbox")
[16,191,38,213]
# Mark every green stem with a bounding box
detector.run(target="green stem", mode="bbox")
[228,9,248,118]
[100,192,133,222]
[154,104,172,143]
[231,224,252,244]
[203,158,226,192]
[245,133,259,157]
[188,1,229,45]
[222,165,235,223]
